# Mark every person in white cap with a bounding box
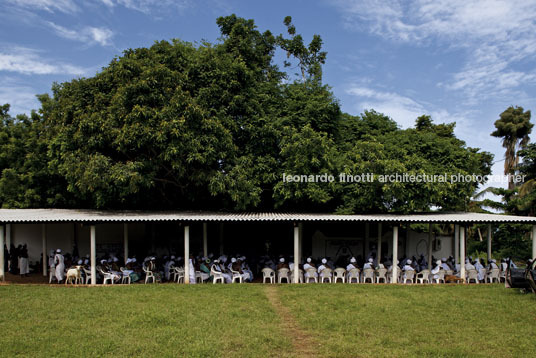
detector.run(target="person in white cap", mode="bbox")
[402,259,415,281]
[363,257,374,270]
[211,259,231,283]
[431,259,443,281]
[346,257,358,271]
[54,249,65,283]
[488,259,499,270]
[277,257,289,270]
[465,259,476,271]
[240,256,253,282]
[317,258,331,281]
[303,257,318,280]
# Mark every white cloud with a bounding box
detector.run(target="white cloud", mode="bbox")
[5,0,78,13]
[100,0,191,14]
[332,0,536,103]
[47,22,114,46]
[0,47,85,75]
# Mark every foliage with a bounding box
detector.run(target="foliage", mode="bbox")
[491,105,532,189]
[0,15,492,213]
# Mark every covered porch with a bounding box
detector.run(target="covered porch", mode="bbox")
[1,209,536,284]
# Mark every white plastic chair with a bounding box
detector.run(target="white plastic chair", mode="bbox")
[375,268,388,283]
[362,268,375,283]
[210,265,225,284]
[304,268,318,283]
[485,268,500,283]
[278,268,290,283]
[499,269,506,283]
[333,268,346,283]
[99,268,114,285]
[143,265,155,284]
[120,267,131,284]
[466,269,479,284]
[347,268,360,283]
[319,268,332,283]
[231,269,243,283]
[402,270,415,284]
[83,267,92,284]
[433,270,446,283]
[262,268,275,283]
[416,270,430,284]
[174,267,184,283]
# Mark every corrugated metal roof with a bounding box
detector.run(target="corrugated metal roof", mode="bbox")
[0,209,535,224]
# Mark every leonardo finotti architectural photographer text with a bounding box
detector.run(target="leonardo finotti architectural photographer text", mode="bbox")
[281,173,525,184]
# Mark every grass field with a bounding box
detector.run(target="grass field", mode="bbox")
[0,283,534,357]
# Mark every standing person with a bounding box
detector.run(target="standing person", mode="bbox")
[54,249,65,283]
[19,244,30,277]
[188,254,196,284]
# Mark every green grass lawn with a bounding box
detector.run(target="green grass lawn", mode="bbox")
[0,284,534,357]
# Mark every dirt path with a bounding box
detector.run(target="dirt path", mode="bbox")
[264,286,319,358]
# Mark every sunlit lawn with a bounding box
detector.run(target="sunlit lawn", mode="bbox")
[0,283,534,357]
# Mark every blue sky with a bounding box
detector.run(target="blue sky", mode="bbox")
[1,0,536,184]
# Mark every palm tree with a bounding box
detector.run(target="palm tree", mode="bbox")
[491,106,533,190]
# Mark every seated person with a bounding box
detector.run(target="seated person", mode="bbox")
[474,258,485,281]
[441,258,450,271]
[317,258,331,279]
[277,257,289,270]
[211,259,231,283]
[363,257,374,270]
[240,256,254,282]
[488,259,499,270]
[199,258,212,282]
[402,259,415,280]
[465,259,476,272]
[232,258,250,281]
[346,257,358,271]
[431,259,443,281]
[303,257,318,280]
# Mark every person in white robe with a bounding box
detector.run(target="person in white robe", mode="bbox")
[303,257,318,280]
[189,256,196,284]
[488,259,499,270]
[164,256,176,281]
[240,256,253,281]
[18,244,30,276]
[474,258,485,281]
[212,259,231,283]
[363,257,374,270]
[402,259,415,280]
[465,259,476,271]
[441,258,450,271]
[54,249,65,283]
[317,258,331,280]
[431,260,442,281]
[346,257,358,271]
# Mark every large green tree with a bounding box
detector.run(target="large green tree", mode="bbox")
[0,15,493,213]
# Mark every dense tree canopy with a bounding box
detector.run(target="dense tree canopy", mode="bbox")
[0,15,493,212]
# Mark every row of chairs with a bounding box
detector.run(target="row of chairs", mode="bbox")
[262,267,504,284]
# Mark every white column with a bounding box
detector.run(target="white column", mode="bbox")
[377,223,382,262]
[392,225,398,283]
[532,225,536,259]
[184,225,190,284]
[90,225,97,285]
[6,224,11,274]
[42,224,47,276]
[460,225,466,283]
[428,223,433,270]
[6,224,11,249]
[293,224,300,283]
[0,225,4,281]
[454,224,459,266]
[298,223,303,265]
[123,223,129,264]
[487,224,492,261]
[203,223,208,258]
